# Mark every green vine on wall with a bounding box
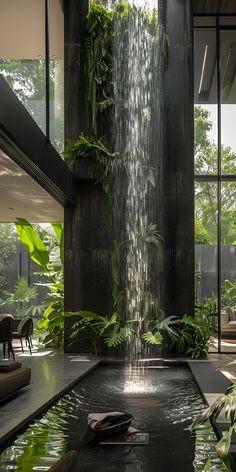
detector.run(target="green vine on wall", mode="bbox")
[85,2,114,134]
[84,1,168,134]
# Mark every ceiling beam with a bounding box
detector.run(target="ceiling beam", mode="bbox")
[0,76,75,207]
[193,0,236,15]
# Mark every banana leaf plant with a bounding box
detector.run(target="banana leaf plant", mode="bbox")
[15,218,69,348]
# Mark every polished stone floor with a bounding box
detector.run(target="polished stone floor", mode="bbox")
[0,340,99,447]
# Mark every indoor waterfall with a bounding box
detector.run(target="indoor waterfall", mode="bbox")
[112,0,165,361]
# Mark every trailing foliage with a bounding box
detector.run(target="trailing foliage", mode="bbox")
[142,223,164,247]
[85,1,168,134]
[85,1,114,133]
[190,384,236,472]
[64,133,125,193]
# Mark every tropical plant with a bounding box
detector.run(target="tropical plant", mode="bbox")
[142,315,179,346]
[37,283,65,348]
[142,223,164,247]
[64,133,125,193]
[190,384,236,472]
[222,279,236,308]
[167,302,216,359]
[0,224,18,288]
[0,276,43,319]
[15,218,66,348]
[69,310,134,355]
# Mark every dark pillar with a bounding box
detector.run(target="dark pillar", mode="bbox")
[161,0,194,316]
[64,177,113,352]
[64,0,113,352]
[64,0,90,139]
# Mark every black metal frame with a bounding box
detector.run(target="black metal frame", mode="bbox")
[0,77,75,207]
[45,0,50,140]
[194,14,236,353]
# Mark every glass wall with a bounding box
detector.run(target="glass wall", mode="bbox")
[194,16,236,352]
[0,0,64,156]
[49,0,64,153]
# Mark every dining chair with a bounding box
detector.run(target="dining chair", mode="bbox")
[0,314,15,361]
[13,317,34,354]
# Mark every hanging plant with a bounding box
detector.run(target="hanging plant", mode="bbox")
[85,1,114,134]
[64,133,126,194]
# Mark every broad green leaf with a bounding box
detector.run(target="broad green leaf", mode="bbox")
[215,427,233,472]
[65,310,102,321]
[202,457,211,471]
[15,218,49,267]
[142,331,163,345]
[51,223,63,241]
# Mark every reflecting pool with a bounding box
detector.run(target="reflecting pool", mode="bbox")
[0,366,225,471]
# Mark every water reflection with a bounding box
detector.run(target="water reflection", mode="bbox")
[0,366,226,471]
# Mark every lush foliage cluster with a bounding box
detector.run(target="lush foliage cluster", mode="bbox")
[190,380,236,471]
[0,224,18,288]
[0,276,42,319]
[85,2,114,133]
[84,1,164,134]
[15,219,65,348]
[64,134,125,193]
[167,301,217,359]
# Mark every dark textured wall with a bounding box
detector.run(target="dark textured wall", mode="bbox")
[160,0,194,316]
[64,0,114,352]
[64,172,113,353]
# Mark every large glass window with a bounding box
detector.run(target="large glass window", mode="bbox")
[0,0,64,156]
[0,0,46,133]
[195,182,218,303]
[49,0,64,154]
[194,16,236,352]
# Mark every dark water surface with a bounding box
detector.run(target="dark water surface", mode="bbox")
[0,365,225,471]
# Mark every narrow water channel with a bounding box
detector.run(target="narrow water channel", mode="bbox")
[0,365,225,471]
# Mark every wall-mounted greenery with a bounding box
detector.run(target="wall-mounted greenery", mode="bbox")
[85,2,114,134]
[64,133,125,193]
[84,1,168,134]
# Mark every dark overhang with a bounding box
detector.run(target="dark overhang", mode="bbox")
[0,76,75,207]
[193,0,236,15]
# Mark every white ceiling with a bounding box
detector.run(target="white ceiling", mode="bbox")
[0,149,63,223]
[0,0,63,60]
